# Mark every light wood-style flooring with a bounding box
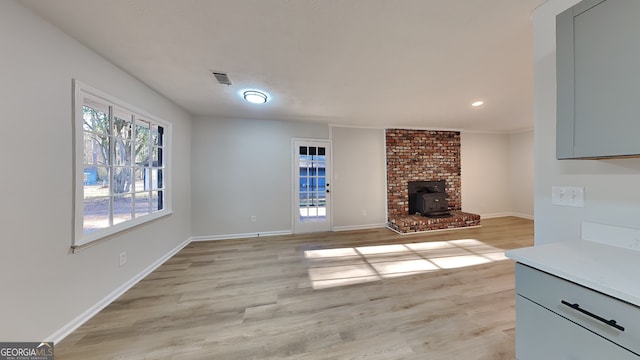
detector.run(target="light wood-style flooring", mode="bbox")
[56,217,533,359]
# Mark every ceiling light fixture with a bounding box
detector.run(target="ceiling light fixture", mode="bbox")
[471,100,484,107]
[243,90,268,104]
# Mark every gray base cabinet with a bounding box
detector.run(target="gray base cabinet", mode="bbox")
[515,264,639,359]
[516,297,637,359]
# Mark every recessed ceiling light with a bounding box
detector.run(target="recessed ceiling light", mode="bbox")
[471,100,484,107]
[243,90,268,104]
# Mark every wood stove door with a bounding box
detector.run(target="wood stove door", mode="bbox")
[293,139,331,233]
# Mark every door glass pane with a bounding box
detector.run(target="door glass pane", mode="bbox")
[299,146,327,223]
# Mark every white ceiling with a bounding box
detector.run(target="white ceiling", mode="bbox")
[20,0,546,132]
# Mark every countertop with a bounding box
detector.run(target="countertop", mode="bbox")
[506,240,640,307]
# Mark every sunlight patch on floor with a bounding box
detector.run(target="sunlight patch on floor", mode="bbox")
[304,239,508,289]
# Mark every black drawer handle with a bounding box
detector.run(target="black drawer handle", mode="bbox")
[561,300,625,332]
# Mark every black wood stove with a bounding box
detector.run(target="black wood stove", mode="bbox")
[408,180,451,218]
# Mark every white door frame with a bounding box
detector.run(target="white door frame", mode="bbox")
[292,138,332,233]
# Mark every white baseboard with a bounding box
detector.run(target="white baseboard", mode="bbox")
[190,230,292,241]
[46,237,191,344]
[481,212,533,220]
[509,212,534,220]
[333,223,388,232]
[480,212,512,219]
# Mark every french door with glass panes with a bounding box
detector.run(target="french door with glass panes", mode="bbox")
[293,140,331,233]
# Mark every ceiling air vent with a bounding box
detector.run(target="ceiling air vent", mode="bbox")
[212,71,232,86]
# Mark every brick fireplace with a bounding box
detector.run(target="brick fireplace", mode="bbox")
[386,129,480,233]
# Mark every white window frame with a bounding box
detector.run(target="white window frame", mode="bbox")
[73,80,172,249]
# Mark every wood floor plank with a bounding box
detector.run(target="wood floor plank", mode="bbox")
[55,216,533,359]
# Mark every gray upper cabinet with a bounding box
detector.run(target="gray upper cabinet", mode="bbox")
[557,0,640,159]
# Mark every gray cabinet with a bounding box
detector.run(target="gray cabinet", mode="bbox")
[515,264,640,359]
[557,0,640,159]
[516,297,637,360]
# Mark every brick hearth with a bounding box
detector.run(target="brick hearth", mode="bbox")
[388,211,481,233]
[385,129,480,233]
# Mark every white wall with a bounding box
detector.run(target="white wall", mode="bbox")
[190,117,329,237]
[509,130,534,218]
[533,0,640,245]
[331,126,387,230]
[0,1,192,341]
[191,121,531,238]
[461,132,511,217]
[461,131,534,219]
[190,121,392,237]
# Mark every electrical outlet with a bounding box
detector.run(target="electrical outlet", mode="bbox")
[250,215,257,223]
[119,252,127,267]
[552,186,585,207]
[551,186,565,205]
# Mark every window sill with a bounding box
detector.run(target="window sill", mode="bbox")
[72,210,173,253]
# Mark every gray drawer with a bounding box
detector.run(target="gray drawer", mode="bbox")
[516,263,640,355]
[516,296,638,360]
